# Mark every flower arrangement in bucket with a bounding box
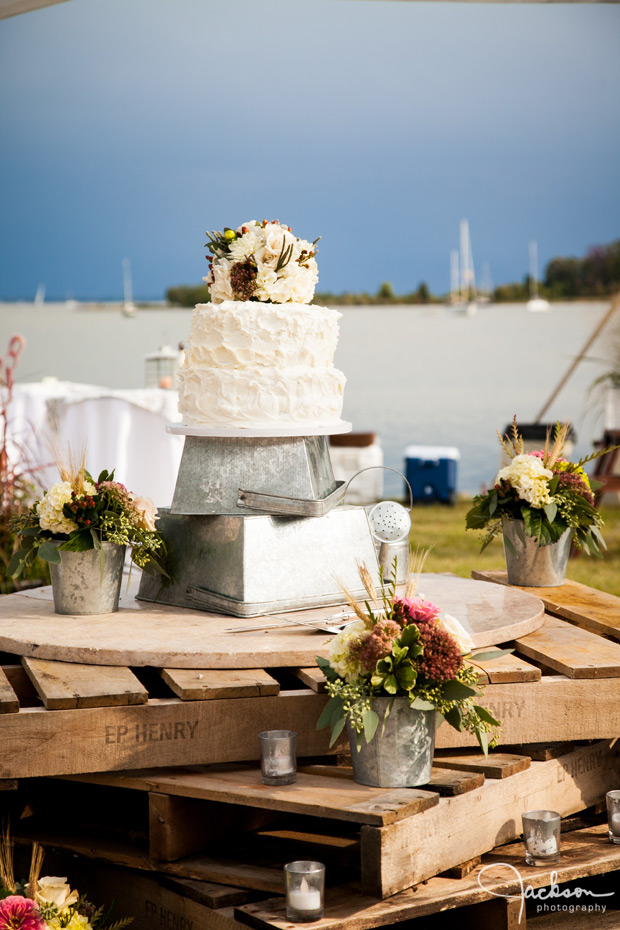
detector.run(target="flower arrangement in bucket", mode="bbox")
[205,219,320,304]
[316,560,503,787]
[0,832,132,929]
[465,418,618,586]
[8,447,169,614]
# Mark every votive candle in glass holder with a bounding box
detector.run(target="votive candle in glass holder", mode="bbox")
[606,790,620,844]
[258,729,297,786]
[522,810,561,866]
[284,860,325,922]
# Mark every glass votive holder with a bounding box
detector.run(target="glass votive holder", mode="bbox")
[606,790,620,844]
[522,810,561,866]
[284,860,325,922]
[258,729,297,786]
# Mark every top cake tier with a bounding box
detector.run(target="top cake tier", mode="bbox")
[177,220,347,431]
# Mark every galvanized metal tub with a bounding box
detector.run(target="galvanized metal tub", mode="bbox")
[346,697,436,787]
[49,542,126,615]
[502,521,572,587]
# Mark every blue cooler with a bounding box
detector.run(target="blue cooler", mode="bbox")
[404,445,460,504]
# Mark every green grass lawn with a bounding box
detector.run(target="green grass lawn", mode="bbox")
[408,499,620,596]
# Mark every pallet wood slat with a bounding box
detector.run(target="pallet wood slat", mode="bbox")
[0,667,19,714]
[4,670,620,778]
[468,651,541,683]
[513,614,620,679]
[432,752,531,778]
[472,570,620,642]
[21,656,148,709]
[234,823,620,929]
[358,739,620,897]
[291,667,327,692]
[68,765,440,827]
[297,764,486,797]
[160,668,280,701]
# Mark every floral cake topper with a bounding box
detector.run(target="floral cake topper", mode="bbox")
[204,220,320,304]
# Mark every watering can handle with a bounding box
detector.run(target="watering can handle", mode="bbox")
[344,465,413,510]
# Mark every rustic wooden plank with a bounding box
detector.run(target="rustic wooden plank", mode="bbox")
[468,652,541,683]
[21,656,148,709]
[513,614,620,678]
[26,831,286,893]
[422,767,485,795]
[0,779,18,791]
[68,765,439,827]
[161,877,255,910]
[235,823,620,930]
[0,691,338,779]
[291,666,327,692]
[160,668,280,701]
[500,741,578,761]
[432,752,531,778]
[472,570,620,642]
[0,667,19,714]
[148,792,278,861]
[528,908,620,929]
[1,664,39,706]
[359,740,620,897]
[439,855,482,880]
[35,845,251,930]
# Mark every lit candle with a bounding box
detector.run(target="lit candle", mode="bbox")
[527,835,558,857]
[288,878,322,913]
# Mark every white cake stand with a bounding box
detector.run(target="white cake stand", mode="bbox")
[167,420,352,438]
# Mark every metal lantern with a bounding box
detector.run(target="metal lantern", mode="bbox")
[144,343,183,390]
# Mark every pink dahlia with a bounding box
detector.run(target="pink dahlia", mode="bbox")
[393,597,440,627]
[0,895,46,930]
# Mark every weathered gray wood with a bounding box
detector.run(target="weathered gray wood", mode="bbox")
[0,667,19,714]
[0,664,39,706]
[433,752,531,778]
[359,740,620,897]
[21,656,148,709]
[160,668,280,700]
[69,765,439,827]
[513,614,620,678]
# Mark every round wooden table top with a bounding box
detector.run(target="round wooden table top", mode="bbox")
[0,573,544,669]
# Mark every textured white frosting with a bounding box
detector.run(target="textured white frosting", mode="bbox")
[178,301,346,428]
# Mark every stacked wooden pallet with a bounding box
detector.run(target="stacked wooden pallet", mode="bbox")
[1,573,620,929]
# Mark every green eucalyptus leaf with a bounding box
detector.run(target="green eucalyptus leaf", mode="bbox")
[473,704,501,726]
[441,679,476,701]
[476,726,490,757]
[38,541,62,563]
[362,708,379,743]
[543,502,558,523]
[316,697,341,731]
[410,696,435,710]
[7,549,29,577]
[471,648,514,662]
[329,715,346,747]
[444,706,462,730]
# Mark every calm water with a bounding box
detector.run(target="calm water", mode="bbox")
[0,300,613,496]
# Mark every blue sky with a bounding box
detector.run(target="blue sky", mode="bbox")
[1,0,619,301]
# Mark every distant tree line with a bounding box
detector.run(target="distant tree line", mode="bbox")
[165,240,620,307]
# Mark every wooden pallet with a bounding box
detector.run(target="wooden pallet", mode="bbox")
[7,739,619,900]
[1,576,620,779]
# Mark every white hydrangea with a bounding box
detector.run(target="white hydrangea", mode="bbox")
[228,227,264,262]
[495,454,553,508]
[38,481,79,535]
[328,619,367,682]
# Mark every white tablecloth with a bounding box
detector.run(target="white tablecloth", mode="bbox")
[7,379,184,507]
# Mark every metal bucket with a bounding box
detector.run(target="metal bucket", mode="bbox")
[49,542,126,615]
[346,697,435,787]
[502,522,572,587]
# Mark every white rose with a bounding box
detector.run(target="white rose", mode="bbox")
[34,876,79,912]
[285,259,318,304]
[262,223,288,264]
[254,267,279,301]
[438,613,475,654]
[130,494,158,531]
[209,260,234,303]
[38,481,78,535]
